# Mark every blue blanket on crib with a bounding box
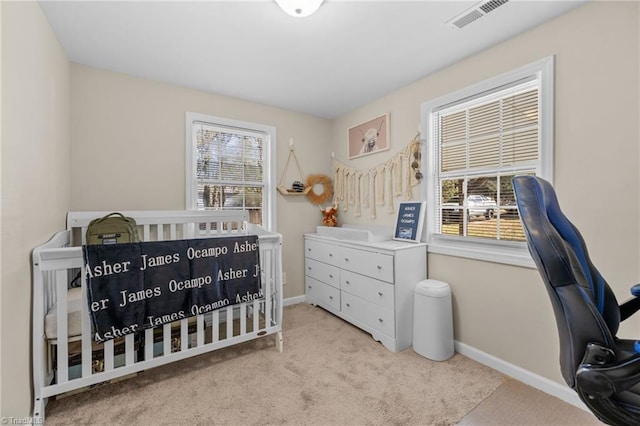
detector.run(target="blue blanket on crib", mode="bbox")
[83,235,262,343]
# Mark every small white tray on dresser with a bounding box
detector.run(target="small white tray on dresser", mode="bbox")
[315,224,392,242]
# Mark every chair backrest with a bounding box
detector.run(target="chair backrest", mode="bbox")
[512,175,621,388]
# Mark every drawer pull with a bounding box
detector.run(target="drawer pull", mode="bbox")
[377,265,382,270]
[345,280,350,285]
[378,292,383,296]
[329,253,333,257]
[344,257,350,262]
[378,318,383,323]
[308,266,311,270]
[329,296,333,300]
[346,303,350,307]
[307,248,311,251]
[308,285,312,289]
[329,274,333,278]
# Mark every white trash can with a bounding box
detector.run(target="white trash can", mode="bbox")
[413,279,454,361]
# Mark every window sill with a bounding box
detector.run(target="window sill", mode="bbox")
[427,238,536,268]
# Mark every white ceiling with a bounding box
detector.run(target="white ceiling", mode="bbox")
[38,0,586,119]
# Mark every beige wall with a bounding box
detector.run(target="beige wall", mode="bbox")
[1,1,71,416]
[331,1,640,384]
[70,64,332,301]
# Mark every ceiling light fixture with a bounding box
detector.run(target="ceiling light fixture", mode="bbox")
[275,0,325,18]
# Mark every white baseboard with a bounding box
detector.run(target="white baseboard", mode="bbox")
[455,341,589,412]
[283,295,306,306]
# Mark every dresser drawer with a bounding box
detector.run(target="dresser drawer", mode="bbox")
[341,292,395,337]
[304,239,339,266]
[306,276,340,311]
[339,247,393,283]
[340,269,394,310]
[305,258,340,288]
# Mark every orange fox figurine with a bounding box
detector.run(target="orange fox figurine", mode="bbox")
[320,204,338,227]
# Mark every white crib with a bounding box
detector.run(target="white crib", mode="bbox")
[31,210,283,421]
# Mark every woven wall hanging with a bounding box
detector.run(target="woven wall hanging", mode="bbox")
[305,174,333,205]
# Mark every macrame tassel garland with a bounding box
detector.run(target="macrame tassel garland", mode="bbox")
[332,137,422,218]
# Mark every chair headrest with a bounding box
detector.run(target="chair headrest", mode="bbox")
[513,176,605,313]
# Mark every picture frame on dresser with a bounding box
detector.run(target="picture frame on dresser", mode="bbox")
[393,201,426,243]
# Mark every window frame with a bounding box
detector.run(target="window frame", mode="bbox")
[185,112,277,231]
[420,56,554,267]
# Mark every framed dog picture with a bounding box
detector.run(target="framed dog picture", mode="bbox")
[393,201,426,243]
[348,113,389,159]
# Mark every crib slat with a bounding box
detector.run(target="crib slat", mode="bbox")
[125,334,135,365]
[170,224,177,240]
[143,224,151,241]
[156,223,163,241]
[196,315,204,347]
[180,318,188,351]
[264,248,273,328]
[45,271,54,312]
[240,304,247,335]
[226,307,233,338]
[253,299,259,332]
[145,329,154,360]
[163,323,171,355]
[104,340,114,371]
[81,270,93,378]
[212,310,219,342]
[184,223,195,239]
[55,270,69,384]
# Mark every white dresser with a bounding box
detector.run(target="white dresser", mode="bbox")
[304,232,427,352]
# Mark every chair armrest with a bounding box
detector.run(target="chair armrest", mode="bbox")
[619,285,640,321]
[576,343,640,398]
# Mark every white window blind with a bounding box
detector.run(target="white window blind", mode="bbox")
[196,124,264,183]
[195,123,265,225]
[422,56,554,266]
[434,81,539,242]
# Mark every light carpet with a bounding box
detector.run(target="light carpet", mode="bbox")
[45,303,508,425]
[458,378,603,425]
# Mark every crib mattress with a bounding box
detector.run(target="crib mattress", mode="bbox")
[45,287,82,340]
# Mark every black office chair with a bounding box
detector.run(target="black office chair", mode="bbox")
[512,175,640,425]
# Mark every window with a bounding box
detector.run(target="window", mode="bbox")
[186,112,276,231]
[421,57,554,266]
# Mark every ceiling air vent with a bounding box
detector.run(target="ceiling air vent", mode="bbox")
[446,0,510,30]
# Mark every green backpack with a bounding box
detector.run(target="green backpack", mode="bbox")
[86,212,140,245]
